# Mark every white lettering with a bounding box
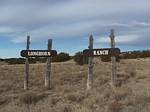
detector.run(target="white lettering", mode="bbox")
[93,50,109,56]
[27,51,51,56]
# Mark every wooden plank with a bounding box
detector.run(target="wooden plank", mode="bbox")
[21,50,57,57]
[87,35,94,90]
[24,36,30,90]
[83,48,120,57]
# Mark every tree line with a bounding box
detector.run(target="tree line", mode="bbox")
[0,50,150,65]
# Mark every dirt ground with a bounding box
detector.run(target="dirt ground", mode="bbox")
[0,58,150,112]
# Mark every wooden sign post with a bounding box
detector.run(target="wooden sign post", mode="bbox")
[87,35,94,90]
[21,38,57,90]
[24,36,30,90]
[45,39,52,89]
[109,29,117,86]
[83,31,120,89]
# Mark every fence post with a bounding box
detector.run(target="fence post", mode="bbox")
[24,36,30,90]
[109,29,116,86]
[87,35,94,90]
[45,39,52,89]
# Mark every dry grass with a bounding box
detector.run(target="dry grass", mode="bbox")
[0,58,150,112]
[19,92,47,105]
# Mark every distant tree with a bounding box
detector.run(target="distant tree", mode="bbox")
[73,52,88,65]
[141,50,150,58]
[0,58,4,61]
[52,52,70,62]
[120,50,150,59]
[5,58,25,64]
[28,58,37,64]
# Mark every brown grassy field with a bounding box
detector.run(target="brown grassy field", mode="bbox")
[0,58,150,112]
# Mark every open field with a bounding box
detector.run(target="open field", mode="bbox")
[0,58,150,112]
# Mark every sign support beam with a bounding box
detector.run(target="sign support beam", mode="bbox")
[110,29,117,86]
[24,36,30,90]
[87,35,94,90]
[45,39,52,89]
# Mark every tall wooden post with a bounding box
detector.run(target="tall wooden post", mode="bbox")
[24,36,30,90]
[45,39,52,89]
[87,35,94,90]
[109,29,116,86]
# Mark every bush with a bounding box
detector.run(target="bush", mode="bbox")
[101,56,111,62]
[121,50,150,59]
[19,92,47,105]
[5,58,25,64]
[73,52,88,65]
[52,52,70,62]
[28,58,37,64]
[0,58,4,61]
[101,56,120,62]
[108,101,122,112]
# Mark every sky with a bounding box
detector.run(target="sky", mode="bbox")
[0,0,150,58]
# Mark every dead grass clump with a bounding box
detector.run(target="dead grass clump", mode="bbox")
[122,90,150,112]
[77,94,86,103]
[108,101,123,112]
[130,90,150,106]
[114,87,132,101]
[65,91,88,103]
[136,75,147,80]
[74,105,90,112]
[63,106,72,112]
[99,78,109,85]
[66,94,77,102]
[143,90,150,103]
[56,104,73,112]
[129,94,145,107]
[125,66,136,78]
[0,96,9,105]
[0,81,13,93]
[19,92,47,105]
[63,87,71,93]
[51,97,60,105]
[123,93,150,112]
[114,90,130,101]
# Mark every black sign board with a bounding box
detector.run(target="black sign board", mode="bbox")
[83,48,120,57]
[21,50,57,57]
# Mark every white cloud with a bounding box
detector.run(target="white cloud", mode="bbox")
[95,35,140,45]
[132,21,150,27]
[0,0,149,47]
[0,27,15,33]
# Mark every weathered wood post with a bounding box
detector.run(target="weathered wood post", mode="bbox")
[24,36,30,90]
[109,29,116,86]
[45,39,52,89]
[87,35,94,90]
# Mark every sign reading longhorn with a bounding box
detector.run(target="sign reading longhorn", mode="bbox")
[21,50,57,57]
[83,48,120,57]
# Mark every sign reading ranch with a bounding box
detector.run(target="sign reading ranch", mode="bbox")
[83,48,120,57]
[21,50,57,57]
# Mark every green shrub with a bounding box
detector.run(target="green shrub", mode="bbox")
[5,58,25,64]
[101,56,120,62]
[52,52,70,62]
[0,58,4,61]
[101,56,111,62]
[73,52,88,65]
